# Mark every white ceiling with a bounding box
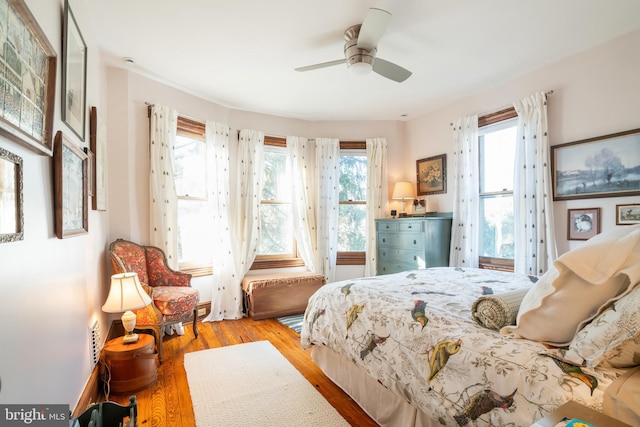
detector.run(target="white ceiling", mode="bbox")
[89,0,640,121]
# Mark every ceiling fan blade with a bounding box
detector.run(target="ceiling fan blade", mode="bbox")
[357,8,391,51]
[373,58,412,82]
[295,59,346,72]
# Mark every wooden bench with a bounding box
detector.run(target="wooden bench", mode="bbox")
[242,271,326,320]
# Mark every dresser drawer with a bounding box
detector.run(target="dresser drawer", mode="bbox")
[377,221,399,232]
[378,247,425,268]
[377,232,424,250]
[377,261,416,275]
[398,220,423,232]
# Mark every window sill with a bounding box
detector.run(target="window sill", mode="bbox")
[337,251,365,266]
[478,256,514,272]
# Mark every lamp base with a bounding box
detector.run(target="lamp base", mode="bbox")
[123,332,139,344]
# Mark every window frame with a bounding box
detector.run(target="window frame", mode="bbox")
[251,136,304,270]
[175,116,213,276]
[478,107,518,272]
[337,141,366,266]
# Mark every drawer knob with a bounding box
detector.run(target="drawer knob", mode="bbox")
[413,239,417,245]
[382,251,386,256]
[414,256,417,261]
[386,225,390,229]
[383,238,386,243]
[408,225,412,228]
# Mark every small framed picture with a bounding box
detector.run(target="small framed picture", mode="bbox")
[54,131,88,238]
[616,203,640,225]
[411,197,426,216]
[567,208,600,240]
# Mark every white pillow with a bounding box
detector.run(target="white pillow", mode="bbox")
[501,225,640,345]
[563,284,640,368]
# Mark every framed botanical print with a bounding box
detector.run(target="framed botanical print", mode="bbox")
[89,107,107,210]
[54,131,88,238]
[62,0,87,141]
[416,154,446,195]
[0,0,57,155]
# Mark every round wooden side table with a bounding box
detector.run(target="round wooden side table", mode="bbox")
[102,334,158,393]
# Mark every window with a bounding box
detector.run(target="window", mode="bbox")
[252,136,303,269]
[337,142,367,265]
[174,117,214,275]
[478,108,517,271]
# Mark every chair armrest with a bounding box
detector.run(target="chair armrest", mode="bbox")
[144,246,192,287]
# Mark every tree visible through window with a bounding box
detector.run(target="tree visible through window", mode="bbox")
[478,109,518,271]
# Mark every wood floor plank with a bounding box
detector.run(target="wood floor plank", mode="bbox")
[99,318,377,427]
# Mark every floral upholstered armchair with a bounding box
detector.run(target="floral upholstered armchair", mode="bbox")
[109,239,199,363]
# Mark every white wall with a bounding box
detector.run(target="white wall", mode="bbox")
[0,0,109,409]
[404,29,640,255]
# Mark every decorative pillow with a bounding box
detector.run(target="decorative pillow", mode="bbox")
[563,284,640,368]
[501,225,640,345]
[471,288,530,330]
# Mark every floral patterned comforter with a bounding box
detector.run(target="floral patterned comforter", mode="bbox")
[300,267,621,426]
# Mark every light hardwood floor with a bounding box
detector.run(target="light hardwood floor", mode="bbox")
[101,318,378,427]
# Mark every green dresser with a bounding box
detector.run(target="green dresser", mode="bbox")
[375,216,452,275]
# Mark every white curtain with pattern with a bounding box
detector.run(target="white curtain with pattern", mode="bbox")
[287,136,318,272]
[235,129,265,276]
[315,138,340,283]
[149,104,179,268]
[203,122,244,321]
[513,92,558,275]
[450,115,479,268]
[365,137,388,276]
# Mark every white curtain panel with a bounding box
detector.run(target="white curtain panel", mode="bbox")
[203,122,243,321]
[287,136,318,272]
[236,129,265,277]
[450,115,479,268]
[365,137,388,276]
[149,104,179,269]
[513,91,558,275]
[315,138,340,283]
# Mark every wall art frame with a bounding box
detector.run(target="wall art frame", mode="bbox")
[54,131,88,238]
[416,154,446,196]
[89,106,106,210]
[567,208,600,241]
[0,0,57,156]
[616,203,640,225]
[62,0,87,141]
[551,128,640,201]
[0,146,23,243]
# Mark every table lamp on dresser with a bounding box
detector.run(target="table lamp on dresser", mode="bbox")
[392,181,415,218]
[102,272,152,344]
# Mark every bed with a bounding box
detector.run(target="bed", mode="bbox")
[300,225,640,426]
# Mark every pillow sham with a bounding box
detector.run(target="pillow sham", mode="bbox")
[501,225,640,345]
[471,288,530,331]
[563,284,640,368]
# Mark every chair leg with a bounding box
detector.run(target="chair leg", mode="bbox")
[192,309,199,338]
[158,332,164,364]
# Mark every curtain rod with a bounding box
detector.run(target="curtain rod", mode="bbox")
[449,90,554,126]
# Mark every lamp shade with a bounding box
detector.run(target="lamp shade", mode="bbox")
[102,272,152,313]
[392,181,415,200]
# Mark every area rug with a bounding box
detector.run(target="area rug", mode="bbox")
[184,340,349,427]
[277,313,304,334]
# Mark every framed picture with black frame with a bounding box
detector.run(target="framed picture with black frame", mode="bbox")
[62,0,87,141]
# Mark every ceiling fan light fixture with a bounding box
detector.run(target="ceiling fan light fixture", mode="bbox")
[350,61,373,75]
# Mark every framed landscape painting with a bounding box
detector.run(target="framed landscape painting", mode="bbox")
[551,128,640,201]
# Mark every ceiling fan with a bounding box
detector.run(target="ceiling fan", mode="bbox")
[295,8,412,83]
